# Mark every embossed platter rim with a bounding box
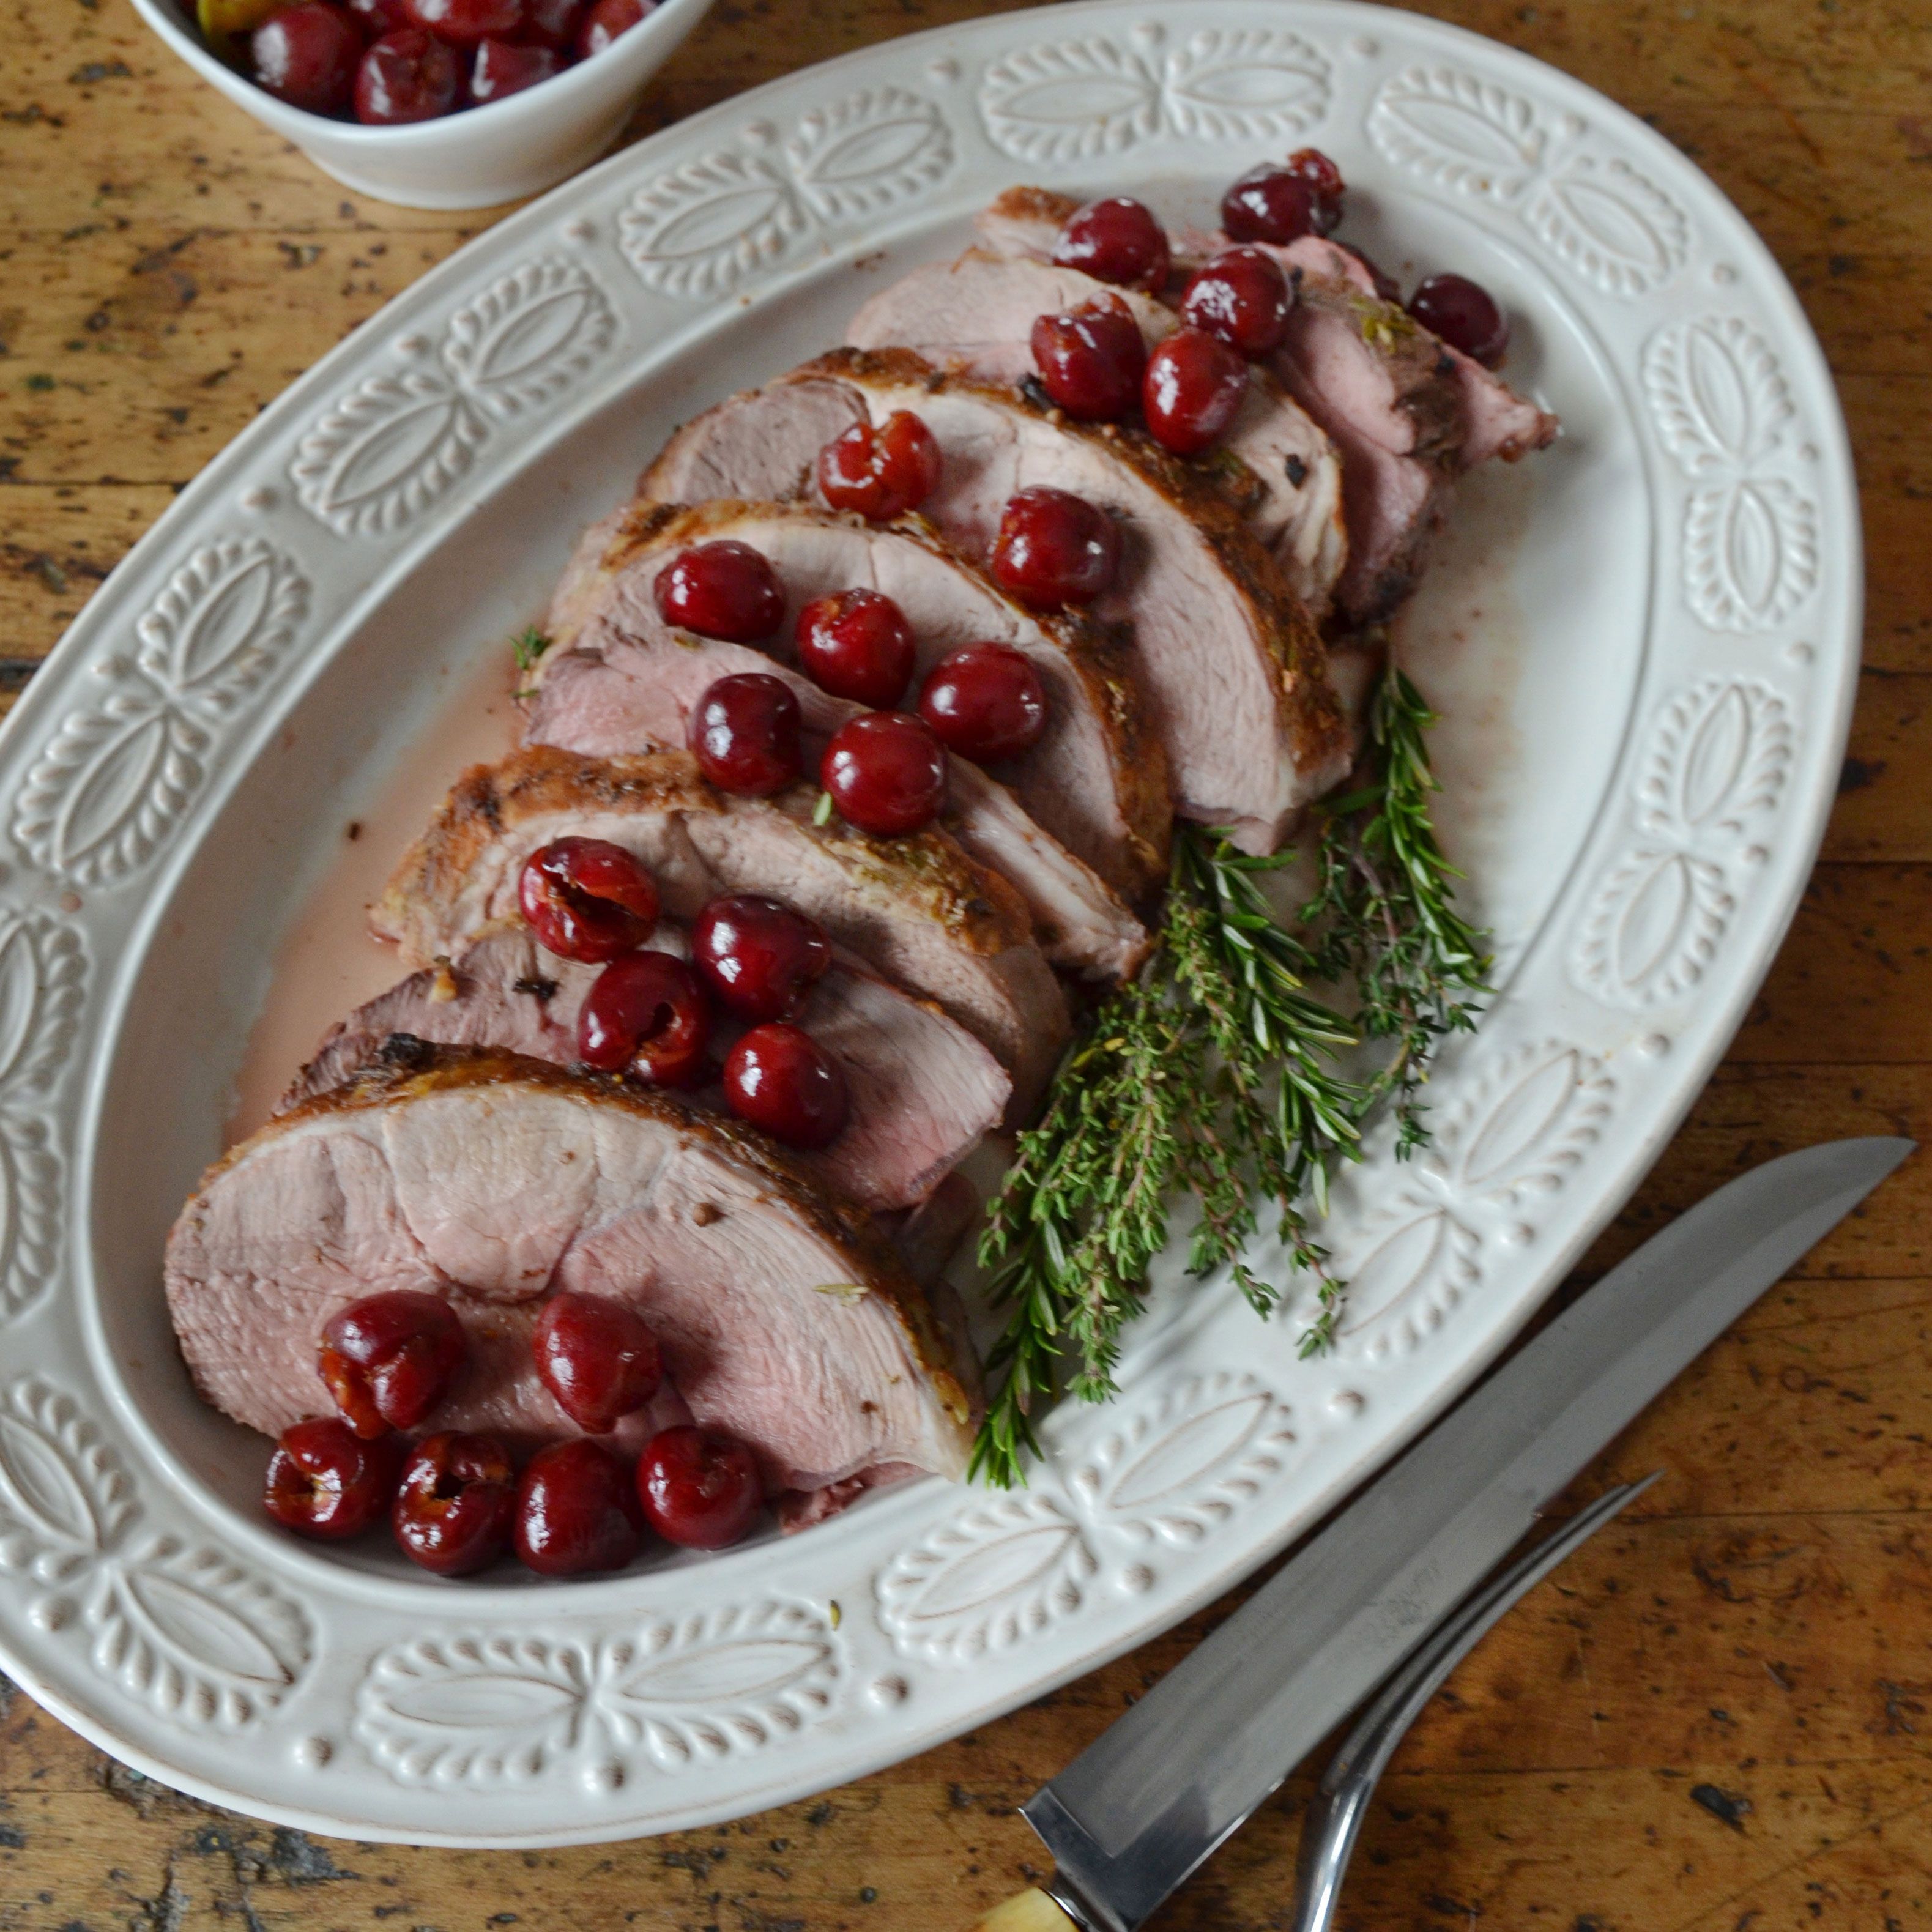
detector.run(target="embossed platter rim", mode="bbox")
[0,0,1857,1845]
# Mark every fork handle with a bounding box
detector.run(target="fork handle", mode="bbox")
[967,1889,1079,1931]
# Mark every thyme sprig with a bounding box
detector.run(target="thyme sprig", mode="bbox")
[968,663,1488,1487]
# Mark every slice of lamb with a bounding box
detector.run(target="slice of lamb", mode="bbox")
[374,745,1069,1118]
[283,922,1009,1213]
[535,498,1164,956]
[641,351,1349,855]
[166,1042,977,1489]
[844,248,1348,617]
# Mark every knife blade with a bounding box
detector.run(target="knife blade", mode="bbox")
[982,1135,1912,1932]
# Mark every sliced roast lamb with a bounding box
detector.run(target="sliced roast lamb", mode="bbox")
[973,188,1556,625]
[844,249,1348,617]
[642,349,1349,856]
[374,745,1070,1117]
[166,1042,977,1491]
[284,921,1009,1213]
[535,498,1165,969]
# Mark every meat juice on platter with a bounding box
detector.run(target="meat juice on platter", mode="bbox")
[173,149,1558,1580]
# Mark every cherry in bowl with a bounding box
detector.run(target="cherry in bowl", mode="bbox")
[399,0,521,43]
[576,0,648,55]
[264,1417,403,1540]
[821,710,946,837]
[319,1289,467,1437]
[816,412,942,522]
[251,2,363,114]
[575,949,712,1087]
[1051,196,1170,292]
[919,644,1048,765]
[470,38,562,101]
[688,672,804,796]
[692,894,832,1023]
[638,1425,761,1549]
[794,587,915,708]
[723,1022,850,1150]
[354,28,461,123]
[532,1292,663,1433]
[392,1432,517,1576]
[1030,295,1147,422]
[518,834,660,964]
[515,1438,644,1576]
[991,488,1120,612]
[655,540,784,644]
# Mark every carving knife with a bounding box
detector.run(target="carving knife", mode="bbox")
[964,1135,1914,1932]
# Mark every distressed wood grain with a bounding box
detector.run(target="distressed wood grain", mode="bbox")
[2,0,1930,1926]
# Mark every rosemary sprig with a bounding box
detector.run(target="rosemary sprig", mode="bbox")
[968,661,1488,1487]
[1304,667,1492,1158]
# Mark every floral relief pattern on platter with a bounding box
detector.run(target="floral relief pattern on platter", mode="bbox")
[291,258,619,538]
[355,1600,843,1788]
[1323,1040,1616,1356]
[1573,677,1793,1008]
[1367,65,1689,296]
[12,537,310,889]
[619,88,953,300]
[1643,317,1819,631]
[978,26,1331,162]
[0,1377,310,1729]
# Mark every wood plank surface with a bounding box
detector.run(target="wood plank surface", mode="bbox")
[3,0,1930,1926]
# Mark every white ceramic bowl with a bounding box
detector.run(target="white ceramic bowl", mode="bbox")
[127,0,716,209]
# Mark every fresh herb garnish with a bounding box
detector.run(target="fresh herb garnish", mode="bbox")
[968,663,1489,1487]
[512,626,551,674]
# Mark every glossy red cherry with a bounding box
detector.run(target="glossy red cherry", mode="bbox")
[821,710,946,836]
[653,540,784,643]
[1143,327,1249,457]
[532,1293,663,1433]
[319,1291,466,1438]
[401,0,522,42]
[688,672,803,795]
[518,835,660,963]
[353,27,459,120]
[638,1426,761,1549]
[1221,150,1345,244]
[1285,147,1346,234]
[918,644,1047,764]
[392,1432,516,1577]
[691,894,832,1022]
[575,0,647,56]
[723,1023,849,1148]
[264,1418,403,1540]
[519,0,584,46]
[1408,272,1510,368]
[1029,295,1147,421]
[1180,248,1293,357]
[794,587,915,707]
[816,412,943,522]
[252,3,363,114]
[514,1438,644,1576]
[1052,197,1170,292]
[575,949,712,1087]
[991,487,1120,611]
[470,37,560,98]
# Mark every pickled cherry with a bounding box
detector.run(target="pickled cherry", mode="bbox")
[576,949,712,1086]
[918,644,1047,764]
[470,38,561,99]
[515,1439,643,1575]
[576,0,647,55]
[691,894,831,1022]
[531,1293,663,1433]
[1029,295,1146,420]
[319,1290,467,1437]
[1408,272,1510,368]
[400,0,522,42]
[654,540,784,642]
[820,711,946,836]
[264,1418,403,1540]
[354,29,460,122]
[251,3,362,114]
[688,673,803,795]
[793,587,915,707]
[1179,248,1293,357]
[518,835,660,962]
[638,1426,761,1548]
[392,1432,516,1575]
[723,1022,850,1150]
[991,488,1120,611]
[1142,328,1248,457]
[816,412,942,522]
[1052,197,1170,292]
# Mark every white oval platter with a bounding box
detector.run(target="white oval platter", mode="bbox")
[0,0,1856,1847]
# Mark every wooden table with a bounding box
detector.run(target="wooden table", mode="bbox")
[3,0,1928,1925]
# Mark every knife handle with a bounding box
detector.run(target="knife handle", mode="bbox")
[968,1888,1079,1932]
